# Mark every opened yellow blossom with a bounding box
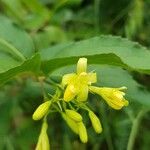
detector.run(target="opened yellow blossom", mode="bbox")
[62,58,97,102]
[90,86,129,110]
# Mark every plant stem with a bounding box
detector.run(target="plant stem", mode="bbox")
[127,109,147,150]
[99,102,114,150]
[94,0,101,32]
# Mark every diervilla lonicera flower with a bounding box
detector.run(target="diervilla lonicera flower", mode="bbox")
[89,86,129,110]
[60,57,129,143]
[62,58,97,102]
[62,57,129,110]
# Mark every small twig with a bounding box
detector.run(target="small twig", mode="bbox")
[127,109,148,150]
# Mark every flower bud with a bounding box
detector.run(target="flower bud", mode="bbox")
[66,109,82,122]
[77,58,87,74]
[78,122,88,143]
[89,111,102,134]
[36,122,50,150]
[62,113,79,134]
[32,101,51,121]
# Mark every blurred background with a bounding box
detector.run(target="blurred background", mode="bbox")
[0,0,150,150]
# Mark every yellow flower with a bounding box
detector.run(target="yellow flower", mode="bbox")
[36,122,50,150]
[62,58,97,102]
[90,86,129,110]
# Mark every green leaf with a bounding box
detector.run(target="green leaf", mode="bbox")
[0,52,21,73]
[1,0,50,31]
[1,0,26,22]
[21,0,50,31]
[0,38,25,62]
[33,26,67,50]
[0,15,35,58]
[0,54,41,85]
[40,35,150,75]
[0,15,40,85]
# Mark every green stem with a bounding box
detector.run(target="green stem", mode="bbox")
[99,102,114,150]
[127,109,148,150]
[0,38,26,61]
[94,0,101,32]
[45,79,63,90]
[57,101,63,111]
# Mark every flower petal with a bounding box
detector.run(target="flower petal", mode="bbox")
[64,85,77,102]
[103,96,124,110]
[87,73,97,84]
[76,85,88,102]
[62,73,76,86]
[77,58,87,74]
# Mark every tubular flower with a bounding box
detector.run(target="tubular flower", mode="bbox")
[62,58,97,102]
[89,86,129,110]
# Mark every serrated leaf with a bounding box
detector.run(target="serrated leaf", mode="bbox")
[40,35,150,75]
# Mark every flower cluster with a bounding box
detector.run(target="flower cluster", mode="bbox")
[32,57,129,149]
[62,58,128,109]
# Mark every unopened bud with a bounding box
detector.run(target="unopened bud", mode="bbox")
[32,101,51,120]
[78,122,88,143]
[62,113,79,134]
[89,111,102,134]
[66,109,82,122]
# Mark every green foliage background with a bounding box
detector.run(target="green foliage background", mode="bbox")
[0,0,150,150]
